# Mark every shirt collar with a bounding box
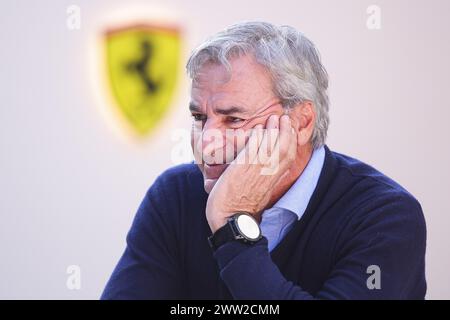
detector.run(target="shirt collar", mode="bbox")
[271,146,325,220]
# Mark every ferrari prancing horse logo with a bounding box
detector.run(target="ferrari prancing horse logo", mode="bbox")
[104,24,181,136]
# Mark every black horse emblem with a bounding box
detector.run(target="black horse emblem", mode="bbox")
[126,39,160,95]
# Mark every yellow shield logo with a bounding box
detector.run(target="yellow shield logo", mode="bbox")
[105,24,181,136]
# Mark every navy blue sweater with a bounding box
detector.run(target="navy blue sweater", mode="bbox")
[102,146,426,299]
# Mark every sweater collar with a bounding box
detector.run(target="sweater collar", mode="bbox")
[271,146,325,220]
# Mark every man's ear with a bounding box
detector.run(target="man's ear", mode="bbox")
[290,101,315,146]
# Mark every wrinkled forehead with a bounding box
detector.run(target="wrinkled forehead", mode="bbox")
[191,61,232,87]
[190,55,275,110]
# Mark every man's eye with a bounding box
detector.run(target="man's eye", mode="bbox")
[191,114,206,122]
[226,117,244,124]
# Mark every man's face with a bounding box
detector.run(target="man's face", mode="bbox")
[190,54,285,193]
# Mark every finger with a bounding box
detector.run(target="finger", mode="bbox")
[260,115,283,175]
[264,115,295,176]
[234,124,263,165]
[277,114,292,158]
[287,121,298,162]
[280,115,298,165]
[233,103,281,130]
[257,114,280,165]
[249,124,264,164]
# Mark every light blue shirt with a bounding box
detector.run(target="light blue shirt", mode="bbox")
[260,146,325,251]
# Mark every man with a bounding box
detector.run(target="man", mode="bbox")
[102,21,426,299]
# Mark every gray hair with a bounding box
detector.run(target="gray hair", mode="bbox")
[186,21,329,149]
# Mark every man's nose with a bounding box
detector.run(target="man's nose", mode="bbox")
[200,119,227,163]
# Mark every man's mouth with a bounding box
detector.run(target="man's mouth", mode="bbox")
[203,163,229,180]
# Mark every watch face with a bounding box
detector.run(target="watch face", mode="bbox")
[235,214,261,240]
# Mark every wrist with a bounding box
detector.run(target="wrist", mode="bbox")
[207,217,227,233]
[208,212,262,251]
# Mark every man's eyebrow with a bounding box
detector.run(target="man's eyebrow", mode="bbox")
[189,102,202,113]
[215,106,249,116]
[189,103,249,116]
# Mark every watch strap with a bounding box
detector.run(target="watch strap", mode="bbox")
[207,221,237,251]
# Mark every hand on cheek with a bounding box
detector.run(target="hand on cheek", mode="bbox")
[205,113,298,233]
